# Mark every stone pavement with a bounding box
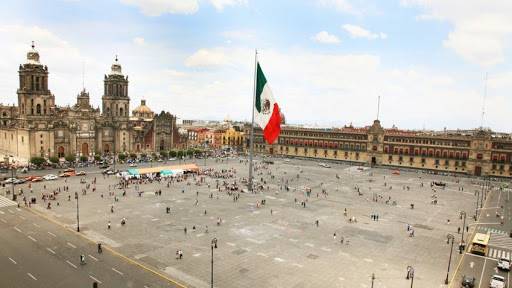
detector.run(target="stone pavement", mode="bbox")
[26,158,479,287]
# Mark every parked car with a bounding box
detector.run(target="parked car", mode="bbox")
[498,258,510,271]
[64,168,75,173]
[43,174,58,181]
[490,275,505,288]
[168,158,177,161]
[13,178,26,184]
[461,275,475,288]
[59,171,75,177]
[2,178,17,184]
[99,164,109,169]
[129,163,137,167]
[31,176,43,182]
[76,171,87,176]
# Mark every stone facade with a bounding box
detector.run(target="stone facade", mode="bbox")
[0,44,179,162]
[249,120,512,178]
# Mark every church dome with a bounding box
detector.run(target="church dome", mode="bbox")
[132,99,154,119]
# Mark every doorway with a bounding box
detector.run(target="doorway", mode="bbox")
[371,157,376,166]
[81,143,89,156]
[475,166,482,176]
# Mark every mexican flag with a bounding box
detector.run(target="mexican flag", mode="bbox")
[254,62,281,144]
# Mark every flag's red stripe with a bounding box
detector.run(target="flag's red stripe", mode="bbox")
[263,103,281,144]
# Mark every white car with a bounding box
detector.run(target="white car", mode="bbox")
[498,258,510,271]
[2,178,17,184]
[490,274,506,288]
[43,174,58,181]
[168,158,177,161]
[129,163,137,167]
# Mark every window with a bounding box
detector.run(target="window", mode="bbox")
[388,155,392,161]
[435,159,439,165]
[477,153,483,160]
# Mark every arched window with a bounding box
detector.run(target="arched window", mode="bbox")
[36,104,41,115]
[120,107,124,117]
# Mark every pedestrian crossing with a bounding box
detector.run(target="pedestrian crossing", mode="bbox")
[488,247,511,261]
[0,195,16,208]
[490,233,512,249]
[478,226,507,234]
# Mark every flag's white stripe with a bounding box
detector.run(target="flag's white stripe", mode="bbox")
[254,84,276,129]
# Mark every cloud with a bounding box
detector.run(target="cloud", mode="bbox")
[342,24,386,40]
[119,0,199,16]
[402,0,512,67]
[311,31,341,44]
[318,0,357,14]
[185,48,229,67]
[208,0,247,11]
[133,37,146,46]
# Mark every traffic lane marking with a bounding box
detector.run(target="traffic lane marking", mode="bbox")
[27,273,37,281]
[27,235,37,242]
[8,257,16,264]
[89,275,102,284]
[88,254,98,261]
[46,248,56,255]
[0,218,6,223]
[112,267,124,275]
[67,242,76,248]
[66,260,77,269]
[47,231,56,237]
[14,227,22,233]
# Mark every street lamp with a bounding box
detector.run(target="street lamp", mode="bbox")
[406,266,414,288]
[459,211,467,254]
[445,233,455,284]
[75,192,80,232]
[371,273,375,288]
[211,238,217,288]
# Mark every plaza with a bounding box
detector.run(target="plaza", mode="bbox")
[21,157,480,288]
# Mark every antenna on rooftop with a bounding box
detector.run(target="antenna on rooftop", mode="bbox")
[480,72,488,129]
[376,95,381,120]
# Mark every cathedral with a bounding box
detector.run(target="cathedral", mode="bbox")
[0,43,179,162]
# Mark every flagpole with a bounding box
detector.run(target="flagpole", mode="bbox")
[248,49,258,193]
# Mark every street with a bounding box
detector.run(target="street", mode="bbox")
[451,181,512,288]
[0,199,181,288]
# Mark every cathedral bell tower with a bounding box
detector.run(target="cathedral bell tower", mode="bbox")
[102,56,130,119]
[17,42,55,118]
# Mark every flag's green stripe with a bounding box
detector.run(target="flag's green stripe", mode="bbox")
[255,63,267,113]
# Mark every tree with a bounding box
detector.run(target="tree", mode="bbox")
[176,150,184,158]
[65,154,76,163]
[118,154,127,162]
[129,153,137,159]
[30,156,45,166]
[169,150,177,157]
[94,155,101,161]
[80,156,88,162]
[49,156,59,164]
[141,153,147,158]
[160,151,168,158]
[151,152,157,159]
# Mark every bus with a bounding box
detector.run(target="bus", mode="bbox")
[470,232,490,256]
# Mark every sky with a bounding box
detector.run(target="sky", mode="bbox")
[0,0,511,132]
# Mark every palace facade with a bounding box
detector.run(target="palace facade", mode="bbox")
[0,44,179,162]
[250,120,512,178]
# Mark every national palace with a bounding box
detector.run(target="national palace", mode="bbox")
[0,43,179,162]
[250,119,512,178]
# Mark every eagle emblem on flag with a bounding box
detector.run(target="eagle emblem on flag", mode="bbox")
[262,99,271,114]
